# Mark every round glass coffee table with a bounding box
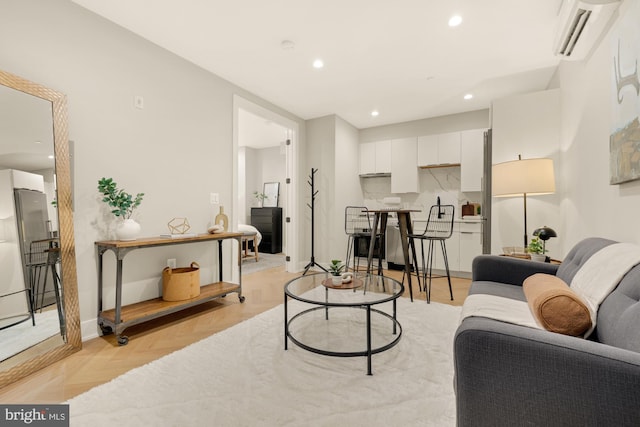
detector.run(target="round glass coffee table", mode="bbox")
[284,272,404,375]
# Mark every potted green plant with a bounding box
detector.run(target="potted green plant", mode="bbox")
[98,177,144,240]
[253,191,267,207]
[527,237,546,262]
[328,259,345,284]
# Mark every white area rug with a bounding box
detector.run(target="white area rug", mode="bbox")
[0,310,61,362]
[68,294,461,426]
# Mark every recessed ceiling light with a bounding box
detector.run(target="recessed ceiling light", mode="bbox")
[464,93,473,100]
[313,59,324,69]
[448,15,462,27]
[371,110,379,117]
[48,155,54,159]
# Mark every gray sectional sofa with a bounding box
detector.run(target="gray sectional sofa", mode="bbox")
[454,237,640,426]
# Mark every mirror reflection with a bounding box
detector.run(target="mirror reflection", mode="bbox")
[0,84,65,367]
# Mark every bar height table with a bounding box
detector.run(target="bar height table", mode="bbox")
[366,209,421,302]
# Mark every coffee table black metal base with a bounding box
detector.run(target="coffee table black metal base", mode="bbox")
[283,273,403,375]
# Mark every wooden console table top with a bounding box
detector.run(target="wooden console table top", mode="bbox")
[95,232,243,249]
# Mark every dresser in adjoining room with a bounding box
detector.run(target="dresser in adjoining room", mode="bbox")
[250,207,282,254]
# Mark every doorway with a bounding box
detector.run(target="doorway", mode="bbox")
[232,95,299,274]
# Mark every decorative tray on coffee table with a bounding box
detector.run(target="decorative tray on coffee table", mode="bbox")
[321,277,364,290]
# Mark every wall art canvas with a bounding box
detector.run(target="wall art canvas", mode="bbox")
[610,1,640,184]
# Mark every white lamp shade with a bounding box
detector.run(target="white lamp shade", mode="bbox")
[492,158,555,197]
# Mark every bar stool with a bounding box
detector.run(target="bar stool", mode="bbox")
[406,204,455,303]
[344,206,382,274]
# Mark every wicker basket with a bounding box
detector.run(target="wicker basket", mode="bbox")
[162,261,200,301]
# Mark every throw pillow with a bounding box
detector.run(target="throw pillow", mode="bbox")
[523,273,592,337]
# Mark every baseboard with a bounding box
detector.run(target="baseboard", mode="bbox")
[81,317,100,342]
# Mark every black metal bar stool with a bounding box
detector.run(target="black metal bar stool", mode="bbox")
[344,206,382,274]
[405,204,455,303]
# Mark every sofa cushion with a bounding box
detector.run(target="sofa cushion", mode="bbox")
[469,281,527,302]
[523,273,592,336]
[597,265,640,352]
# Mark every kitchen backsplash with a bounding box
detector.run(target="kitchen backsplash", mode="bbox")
[361,167,482,219]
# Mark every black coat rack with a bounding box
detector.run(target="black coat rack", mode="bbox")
[302,168,327,275]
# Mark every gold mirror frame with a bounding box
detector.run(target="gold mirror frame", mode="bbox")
[0,70,81,388]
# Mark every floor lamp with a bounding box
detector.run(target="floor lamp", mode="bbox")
[492,155,555,248]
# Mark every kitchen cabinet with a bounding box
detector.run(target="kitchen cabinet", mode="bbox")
[359,140,391,175]
[417,132,461,167]
[460,129,485,192]
[458,221,483,272]
[390,137,419,193]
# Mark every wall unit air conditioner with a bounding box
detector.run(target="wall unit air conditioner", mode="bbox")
[553,0,620,60]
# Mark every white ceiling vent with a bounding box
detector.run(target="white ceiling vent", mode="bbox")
[553,0,621,60]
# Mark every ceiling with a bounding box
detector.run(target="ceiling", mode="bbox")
[71,0,563,137]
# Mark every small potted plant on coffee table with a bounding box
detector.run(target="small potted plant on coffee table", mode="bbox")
[527,237,547,262]
[328,259,345,285]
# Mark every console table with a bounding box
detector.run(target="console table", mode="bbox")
[95,232,244,345]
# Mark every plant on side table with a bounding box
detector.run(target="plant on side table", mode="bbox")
[527,237,547,262]
[98,177,145,241]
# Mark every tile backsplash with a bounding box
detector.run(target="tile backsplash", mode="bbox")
[361,167,482,219]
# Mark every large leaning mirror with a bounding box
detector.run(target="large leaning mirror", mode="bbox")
[0,69,81,388]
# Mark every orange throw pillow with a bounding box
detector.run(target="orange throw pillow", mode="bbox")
[523,273,592,337]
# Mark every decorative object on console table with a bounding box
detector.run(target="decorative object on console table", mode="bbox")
[251,207,282,254]
[164,217,193,236]
[97,177,144,241]
[492,155,555,248]
[215,206,229,231]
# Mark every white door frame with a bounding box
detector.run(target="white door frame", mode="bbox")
[232,95,299,274]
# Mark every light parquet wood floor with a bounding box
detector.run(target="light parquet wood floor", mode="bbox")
[0,267,470,403]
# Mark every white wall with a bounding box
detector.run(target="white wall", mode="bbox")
[555,0,640,253]
[302,115,361,267]
[334,116,363,260]
[0,0,305,337]
[491,89,562,257]
[304,116,336,266]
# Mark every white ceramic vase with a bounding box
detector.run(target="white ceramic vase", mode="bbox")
[116,218,141,241]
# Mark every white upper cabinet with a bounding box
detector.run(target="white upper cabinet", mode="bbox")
[390,137,419,193]
[359,142,376,175]
[417,134,438,166]
[359,140,392,175]
[437,132,461,165]
[375,140,392,174]
[460,129,485,192]
[417,132,461,167]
